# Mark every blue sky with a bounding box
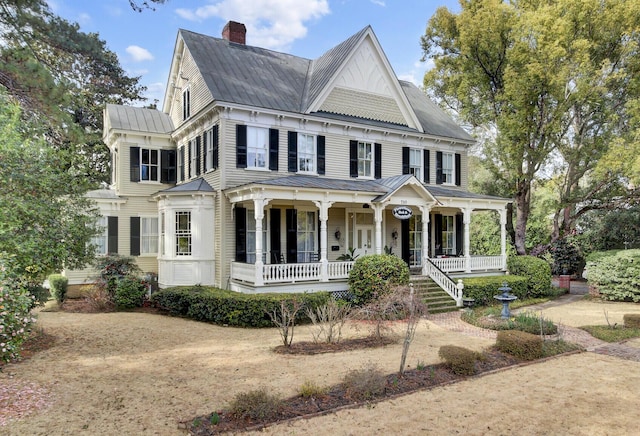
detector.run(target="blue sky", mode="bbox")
[49,0,460,106]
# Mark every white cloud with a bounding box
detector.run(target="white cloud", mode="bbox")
[397,59,432,87]
[175,0,331,51]
[370,0,385,6]
[77,12,91,26]
[126,45,155,62]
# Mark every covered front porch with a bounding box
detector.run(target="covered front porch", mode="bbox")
[225,175,510,294]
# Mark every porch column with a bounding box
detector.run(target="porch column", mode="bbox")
[463,207,472,273]
[498,207,507,270]
[313,200,334,282]
[419,205,431,275]
[253,198,270,286]
[372,203,384,255]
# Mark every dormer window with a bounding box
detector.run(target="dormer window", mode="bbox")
[182,87,191,120]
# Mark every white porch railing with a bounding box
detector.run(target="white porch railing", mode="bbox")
[424,260,463,306]
[431,255,506,273]
[230,255,504,286]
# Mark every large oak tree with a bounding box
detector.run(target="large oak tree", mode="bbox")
[421,0,640,253]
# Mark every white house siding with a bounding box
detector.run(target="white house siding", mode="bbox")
[116,137,175,197]
[168,45,213,129]
[319,87,405,125]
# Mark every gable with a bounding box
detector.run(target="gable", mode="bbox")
[308,31,421,130]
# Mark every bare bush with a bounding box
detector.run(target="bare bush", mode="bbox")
[306,299,350,344]
[267,299,303,347]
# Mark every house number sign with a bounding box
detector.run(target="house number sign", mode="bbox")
[392,206,413,220]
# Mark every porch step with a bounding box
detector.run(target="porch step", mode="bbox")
[410,276,459,314]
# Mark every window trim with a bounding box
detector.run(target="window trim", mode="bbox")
[182,87,191,120]
[297,133,316,174]
[246,126,269,170]
[140,216,159,256]
[91,216,108,256]
[357,141,373,178]
[409,148,422,181]
[175,211,192,256]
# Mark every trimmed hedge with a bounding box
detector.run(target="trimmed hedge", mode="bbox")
[496,330,543,360]
[462,275,528,307]
[347,254,409,304]
[624,314,640,329]
[438,345,482,376]
[586,249,640,302]
[48,274,68,304]
[507,255,552,298]
[151,286,331,328]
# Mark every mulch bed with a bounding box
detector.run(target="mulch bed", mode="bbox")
[187,346,521,435]
[273,336,397,355]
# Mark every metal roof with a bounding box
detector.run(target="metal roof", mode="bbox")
[105,104,173,134]
[235,174,509,203]
[159,178,214,193]
[181,27,474,142]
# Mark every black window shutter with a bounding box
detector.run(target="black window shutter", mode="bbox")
[287,131,297,172]
[202,131,208,171]
[456,213,464,255]
[374,143,382,179]
[402,147,409,175]
[160,150,176,183]
[269,128,279,171]
[212,125,219,170]
[285,208,297,263]
[194,135,202,176]
[107,216,118,254]
[236,125,247,168]
[130,217,140,256]
[317,136,325,175]
[436,151,443,185]
[434,214,442,255]
[455,153,461,186]
[424,150,430,184]
[130,147,140,182]
[269,208,281,263]
[235,207,247,263]
[349,140,358,178]
[179,147,185,182]
[401,219,410,265]
[187,141,193,179]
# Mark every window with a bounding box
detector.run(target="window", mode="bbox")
[175,211,191,256]
[189,138,198,178]
[205,127,217,171]
[91,216,108,255]
[358,141,373,177]
[247,126,269,169]
[160,212,165,256]
[442,215,455,255]
[297,211,316,262]
[409,149,422,180]
[141,217,158,254]
[246,210,267,263]
[182,87,190,120]
[442,152,454,184]
[409,215,423,266]
[178,145,185,181]
[140,148,159,181]
[297,133,316,172]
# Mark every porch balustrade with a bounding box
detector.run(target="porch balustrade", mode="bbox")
[231,255,505,286]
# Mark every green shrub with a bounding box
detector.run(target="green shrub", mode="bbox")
[1,266,37,363]
[114,276,147,309]
[580,325,640,342]
[496,330,543,360]
[462,276,528,306]
[48,274,68,304]
[550,238,585,276]
[228,387,282,421]
[151,287,331,328]
[507,255,552,298]
[26,283,49,308]
[438,345,482,376]
[347,254,409,304]
[342,362,386,401]
[624,314,640,329]
[586,249,640,302]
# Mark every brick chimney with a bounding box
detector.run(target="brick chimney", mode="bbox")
[222,21,246,44]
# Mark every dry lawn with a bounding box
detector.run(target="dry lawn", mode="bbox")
[2,298,640,435]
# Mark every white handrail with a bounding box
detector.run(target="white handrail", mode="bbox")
[424,261,463,306]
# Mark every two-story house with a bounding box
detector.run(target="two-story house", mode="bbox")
[67,21,510,304]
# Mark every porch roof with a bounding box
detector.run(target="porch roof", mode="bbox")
[155,178,214,195]
[225,174,509,206]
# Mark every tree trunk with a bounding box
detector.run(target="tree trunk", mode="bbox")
[514,182,531,255]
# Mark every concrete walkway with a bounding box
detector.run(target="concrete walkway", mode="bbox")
[426,280,640,362]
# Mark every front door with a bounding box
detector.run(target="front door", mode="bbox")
[350,212,374,258]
